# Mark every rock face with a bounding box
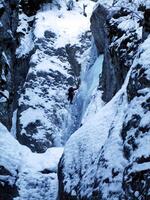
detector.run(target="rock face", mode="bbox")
[0,0,18,129]
[0,124,19,200]
[16,30,70,153]
[121,37,150,199]
[91,3,141,103]
[90,4,108,54]
[142,8,150,40]
[15,1,92,152]
[58,1,150,199]
[0,0,43,130]
[104,7,141,101]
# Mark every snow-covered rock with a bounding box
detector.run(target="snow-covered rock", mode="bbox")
[0,0,18,129]
[121,35,150,200]
[58,1,150,199]
[16,1,94,153]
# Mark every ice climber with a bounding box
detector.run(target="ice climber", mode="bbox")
[67,86,78,104]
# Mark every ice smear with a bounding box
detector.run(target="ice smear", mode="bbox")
[63,51,103,142]
[10,109,17,138]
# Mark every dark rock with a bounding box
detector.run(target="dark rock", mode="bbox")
[0,182,19,200]
[121,114,141,141]
[58,157,77,200]
[44,30,56,39]
[120,30,150,198]
[13,49,35,103]
[0,166,12,176]
[65,44,81,77]
[138,4,146,12]
[40,169,51,174]
[102,9,141,102]
[0,4,5,17]
[127,64,150,101]
[142,9,150,40]
[90,4,108,54]
[137,156,150,164]
[0,166,19,200]
[123,166,150,200]
[0,0,19,130]
[20,0,53,16]
[113,8,131,19]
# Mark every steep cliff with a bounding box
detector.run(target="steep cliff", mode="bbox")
[0,0,18,129]
[16,1,93,153]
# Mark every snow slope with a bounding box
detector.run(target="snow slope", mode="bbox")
[0,123,63,200]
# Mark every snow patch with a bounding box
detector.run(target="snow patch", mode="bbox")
[34,1,94,48]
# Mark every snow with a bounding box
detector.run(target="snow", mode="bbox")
[34,0,95,48]
[0,123,63,173]
[16,13,34,57]
[81,89,104,124]
[31,51,70,76]
[0,90,9,102]
[139,35,150,66]
[17,14,33,34]
[140,112,150,127]
[25,147,64,172]
[0,123,63,199]
[20,107,49,130]
[16,31,34,58]
[98,0,113,7]
[118,18,139,32]
[0,3,4,9]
